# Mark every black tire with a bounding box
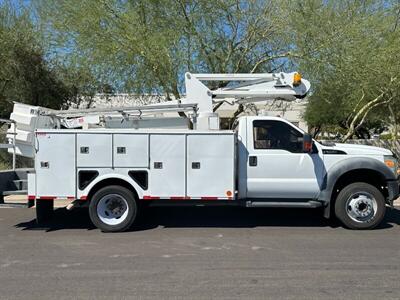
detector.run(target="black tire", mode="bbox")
[89,185,137,232]
[334,182,386,229]
[36,200,54,224]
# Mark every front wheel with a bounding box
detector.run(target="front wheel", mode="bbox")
[334,182,386,229]
[89,185,137,232]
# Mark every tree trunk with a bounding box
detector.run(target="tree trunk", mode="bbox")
[388,104,398,157]
[341,93,385,142]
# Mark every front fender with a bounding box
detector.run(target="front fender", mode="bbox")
[318,157,395,204]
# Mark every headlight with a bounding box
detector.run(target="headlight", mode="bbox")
[384,155,397,174]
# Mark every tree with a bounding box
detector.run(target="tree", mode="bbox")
[36,0,296,105]
[0,1,99,118]
[287,0,400,141]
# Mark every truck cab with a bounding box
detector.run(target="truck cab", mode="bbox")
[237,116,324,200]
[237,116,398,229]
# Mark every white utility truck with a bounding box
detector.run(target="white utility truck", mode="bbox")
[6,72,399,232]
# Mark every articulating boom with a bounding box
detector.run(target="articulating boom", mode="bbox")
[183,72,310,130]
[7,71,310,157]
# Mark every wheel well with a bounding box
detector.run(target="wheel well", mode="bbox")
[331,169,387,204]
[86,178,139,202]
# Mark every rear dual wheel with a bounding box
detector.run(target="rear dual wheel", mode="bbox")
[89,185,138,232]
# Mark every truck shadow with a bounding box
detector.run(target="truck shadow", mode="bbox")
[14,206,400,232]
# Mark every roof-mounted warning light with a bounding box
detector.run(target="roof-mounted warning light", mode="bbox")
[293,72,302,87]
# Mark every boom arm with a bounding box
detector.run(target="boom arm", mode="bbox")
[183,72,311,116]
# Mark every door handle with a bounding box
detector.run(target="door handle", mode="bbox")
[249,156,257,167]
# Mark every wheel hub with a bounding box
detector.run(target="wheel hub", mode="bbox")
[97,194,129,225]
[106,199,126,218]
[346,192,376,223]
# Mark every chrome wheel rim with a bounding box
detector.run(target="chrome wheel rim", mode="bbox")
[97,194,129,226]
[345,192,377,223]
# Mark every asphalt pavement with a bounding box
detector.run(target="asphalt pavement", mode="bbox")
[0,206,400,299]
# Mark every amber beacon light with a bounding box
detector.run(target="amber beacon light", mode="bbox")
[293,72,302,87]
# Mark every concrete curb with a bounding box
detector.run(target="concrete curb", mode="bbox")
[3,195,70,208]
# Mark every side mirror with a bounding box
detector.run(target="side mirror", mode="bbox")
[303,134,313,153]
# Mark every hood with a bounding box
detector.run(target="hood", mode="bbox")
[322,142,392,156]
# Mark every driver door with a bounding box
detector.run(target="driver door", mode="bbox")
[246,119,324,199]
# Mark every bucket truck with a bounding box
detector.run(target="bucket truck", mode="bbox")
[3,71,398,232]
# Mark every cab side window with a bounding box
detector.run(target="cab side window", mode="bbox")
[253,120,303,153]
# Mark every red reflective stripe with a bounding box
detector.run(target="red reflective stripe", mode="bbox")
[28,195,35,200]
[39,196,55,200]
[80,196,87,200]
[67,196,75,200]
[201,197,218,200]
[170,196,191,200]
[143,196,160,200]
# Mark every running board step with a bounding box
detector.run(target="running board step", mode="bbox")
[246,201,323,208]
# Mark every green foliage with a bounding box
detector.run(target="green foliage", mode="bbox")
[36,0,294,97]
[1,0,400,140]
[0,1,99,118]
[287,0,400,139]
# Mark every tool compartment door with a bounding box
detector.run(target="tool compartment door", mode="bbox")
[77,134,112,167]
[36,133,75,197]
[149,134,186,197]
[113,134,149,168]
[187,134,235,199]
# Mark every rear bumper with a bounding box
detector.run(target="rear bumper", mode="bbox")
[387,180,399,205]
